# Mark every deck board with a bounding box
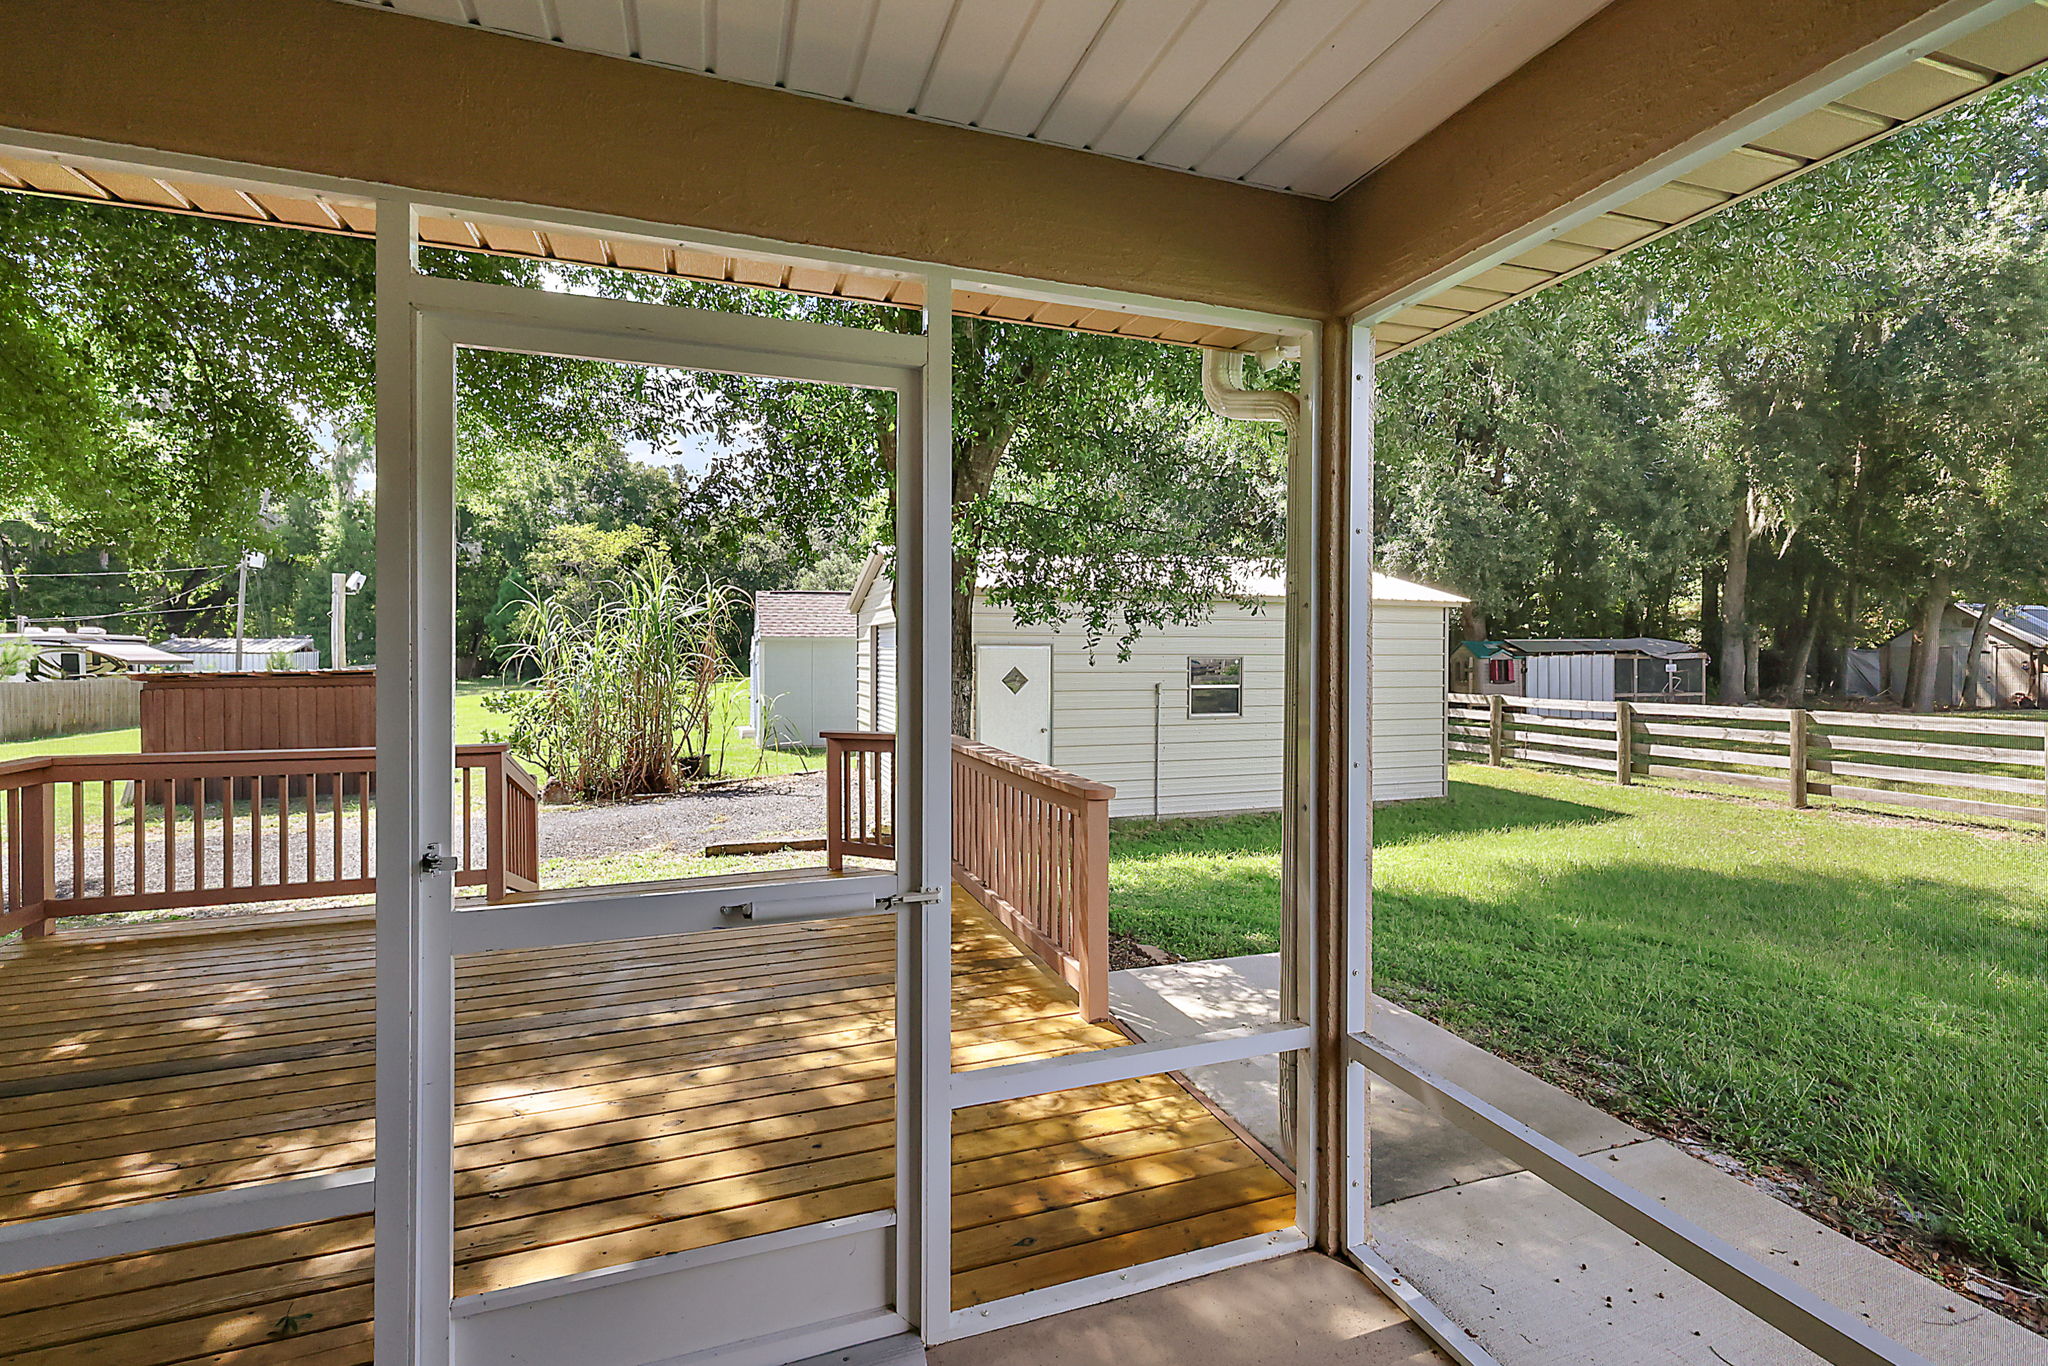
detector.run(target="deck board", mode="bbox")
[0,890,1291,1360]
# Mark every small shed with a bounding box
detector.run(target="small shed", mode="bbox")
[1845,603,2048,707]
[1453,637,1709,704]
[847,553,1465,817]
[158,636,320,672]
[748,591,859,748]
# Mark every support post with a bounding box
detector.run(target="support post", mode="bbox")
[824,736,845,871]
[1487,694,1504,766]
[1790,709,1810,809]
[19,779,54,939]
[1614,700,1633,786]
[895,270,954,1342]
[371,199,458,1366]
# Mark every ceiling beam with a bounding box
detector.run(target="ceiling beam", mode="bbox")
[1330,0,2035,320]
[0,0,1330,320]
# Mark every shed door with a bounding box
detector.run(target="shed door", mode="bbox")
[975,644,1052,763]
[875,624,897,731]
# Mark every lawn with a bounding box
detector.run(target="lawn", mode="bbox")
[1108,763,2048,1289]
[0,674,817,783]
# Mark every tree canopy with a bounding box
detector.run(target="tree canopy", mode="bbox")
[1374,73,2048,708]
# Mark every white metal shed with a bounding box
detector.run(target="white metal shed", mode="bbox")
[848,554,1464,818]
[747,591,859,747]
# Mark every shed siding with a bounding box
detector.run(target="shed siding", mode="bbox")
[751,636,857,746]
[853,589,1448,816]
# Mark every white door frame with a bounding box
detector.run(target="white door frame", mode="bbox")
[371,207,950,1365]
[0,124,1335,1361]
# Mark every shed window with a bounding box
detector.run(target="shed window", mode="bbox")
[1486,657,1518,685]
[1188,656,1243,717]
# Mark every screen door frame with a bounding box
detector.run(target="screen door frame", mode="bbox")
[371,201,953,1366]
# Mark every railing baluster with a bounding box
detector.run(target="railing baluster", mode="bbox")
[279,771,293,885]
[67,782,81,900]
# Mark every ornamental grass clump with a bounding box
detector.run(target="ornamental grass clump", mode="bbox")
[497,567,737,802]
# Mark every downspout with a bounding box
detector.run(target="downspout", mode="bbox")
[1152,681,1162,820]
[1201,345,1308,1160]
[1201,349,1302,434]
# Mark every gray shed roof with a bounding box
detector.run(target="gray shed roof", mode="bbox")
[1506,637,1707,659]
[755,592,856,639]
[160,636,316,654]
[1960,604,2048,650]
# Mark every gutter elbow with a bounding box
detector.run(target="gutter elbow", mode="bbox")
[1200,349,1301,434]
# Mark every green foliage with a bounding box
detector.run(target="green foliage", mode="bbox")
[493,567,738,801]
[1377,73,2048,701]
[1112,766,2048,1287]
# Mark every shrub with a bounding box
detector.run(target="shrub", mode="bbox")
[495,567,738,801]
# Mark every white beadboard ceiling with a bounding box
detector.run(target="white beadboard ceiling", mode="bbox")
[335,0,1616,198]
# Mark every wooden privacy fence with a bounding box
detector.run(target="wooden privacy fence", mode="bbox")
[0,744,540,940]
[0,678,141,743]
[1449,692,2048,829]
[824,731,1114,1021]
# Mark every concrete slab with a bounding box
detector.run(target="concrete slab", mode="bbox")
[1110,956,1290,1153]
[1113,956,2047,1363]
[926,1252,1450,1366]
[1372,1140,2048,1366]
[1110,960,1644,1201]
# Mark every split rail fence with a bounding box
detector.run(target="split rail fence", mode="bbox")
[1449,692,2048,830]
[823,731,1114,1021]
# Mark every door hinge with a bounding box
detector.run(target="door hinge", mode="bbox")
[877,886,945,910]
[420,843,461,876]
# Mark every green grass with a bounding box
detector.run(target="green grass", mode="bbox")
[0,674,816,786]
[1108,764,2048,1287]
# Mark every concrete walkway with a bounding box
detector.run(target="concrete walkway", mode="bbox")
[1111,957,2048,1366]
[927,1252,1448,1366]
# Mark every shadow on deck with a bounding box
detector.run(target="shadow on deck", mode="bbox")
[0,887,1291,1364]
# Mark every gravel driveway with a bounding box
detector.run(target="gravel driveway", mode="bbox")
[538,770,828,859]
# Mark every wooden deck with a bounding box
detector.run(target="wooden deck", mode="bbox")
[0,891,1292,1363]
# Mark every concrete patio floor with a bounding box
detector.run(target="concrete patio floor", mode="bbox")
[1111,957,2048,1366]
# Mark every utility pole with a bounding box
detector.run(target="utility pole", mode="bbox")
[233,551,266,671]
[330,570,365,668]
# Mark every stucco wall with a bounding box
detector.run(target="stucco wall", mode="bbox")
[1330,0,1990,315]
[5,0,1328,320]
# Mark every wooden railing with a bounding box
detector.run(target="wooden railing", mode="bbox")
[1450,692,2048,830]
[824,731,1115,1021]
[0,744,540,940]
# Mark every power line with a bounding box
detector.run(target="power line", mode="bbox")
[3,563,236,579]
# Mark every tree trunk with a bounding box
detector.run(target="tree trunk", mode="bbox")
[1961,599,1997,710]
[1785,579,1826,707]
[1461,604,1487,642]
[1701,565,1718,650]
[1718,493,1753,705]
[1745,631,1762,700]
[950,549,976,738]
[1907,574,1951,713]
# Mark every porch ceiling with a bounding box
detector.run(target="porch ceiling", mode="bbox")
[0,153,1283,352]
[330,0,1617,201]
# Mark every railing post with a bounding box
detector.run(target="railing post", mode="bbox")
[1789,710,1810,809]
[824,735,846,872]
[19,778,54,939]
[1614,700,1633,786]
[481,749,507,902]
[1488,694,1505,766]
[2039,718,2046,834]
[1077,786,1111,1023]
